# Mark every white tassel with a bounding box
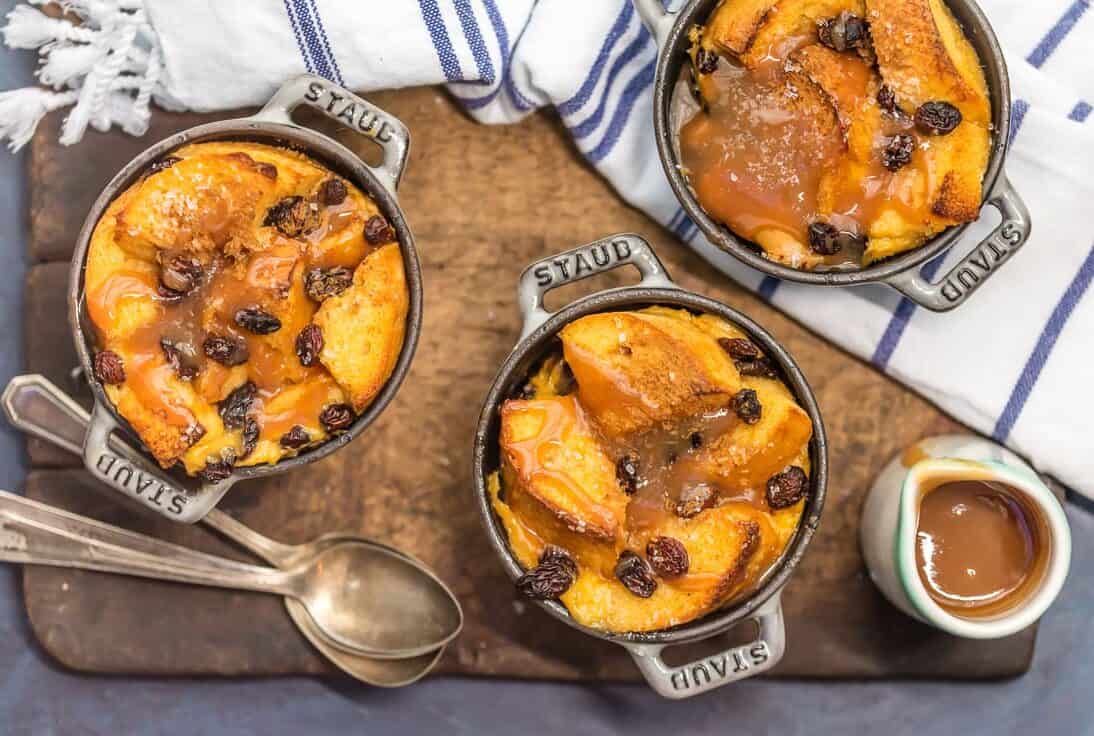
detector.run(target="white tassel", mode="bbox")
[3,5,94,49]
[37,42,103,87]
[0,0,173,150]
[0,86,77,150]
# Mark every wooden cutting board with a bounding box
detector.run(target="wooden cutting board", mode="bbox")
[19,86,1042,680]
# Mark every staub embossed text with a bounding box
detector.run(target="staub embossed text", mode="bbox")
[669,642,770,692]
[92,453,188,516]
[304,80,395,143]
[532,238,633,288]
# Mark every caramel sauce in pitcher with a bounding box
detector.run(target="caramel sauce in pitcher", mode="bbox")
[915,480,1049,618]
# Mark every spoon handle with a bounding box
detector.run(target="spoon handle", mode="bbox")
[1,374,300,567]
[0,491,298,597]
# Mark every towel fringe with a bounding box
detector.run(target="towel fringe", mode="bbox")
[0,0,165,150]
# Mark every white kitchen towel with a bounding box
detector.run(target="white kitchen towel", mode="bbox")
[2,0,1092,501]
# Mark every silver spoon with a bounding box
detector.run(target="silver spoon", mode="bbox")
[2,375,462,676]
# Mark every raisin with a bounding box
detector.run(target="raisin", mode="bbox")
[280,425,311,449]
[218,381,256,431]
[735,357,778,378]
[155,284,186,305]
[240,417,260,459]
[203,334,249,366]
[295,324,323,367]
[808,221,842,255]
[264,195,321,238]
[818,11,869,53]
[646,537,689,578]
[731,388,762,425]
[877,84,898,114]
[516,382,536,400]
[304,266,353,302]
[364,214,396,244]
[147,156,181,176]
[320,403,355,433]
[766,465,808,509]
[197,449,236,483]
[616,455,639,495]
[93,350,125,385]
[675,482,715,518]
[718,337,762,361]
[882,133,916,171]
[183,423,206,448]
[160,338,198,380]
[515,545,578,600]
[689,432,703,450]
[809,221,866,257]
[615,551,657,598]
[695,46,719,74]
[234,307,281,335]
[159,255,203,294]
[318,178,347,206]
[915,101,962,135]
[255,162,278,180]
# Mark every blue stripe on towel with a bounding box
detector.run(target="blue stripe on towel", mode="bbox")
[666,208,684,232]
[758,276,780,301]
[584,58,656,163]
[570,28,652,140]
[454,0,495,83]
[993,243,1094,441]
[558,3,634,117]
[870,255,947,369]
[1027,0,1089,68]
[419,0,463,81]
[871,98,1032,370]
[282,0,315,74]
[1010,99,1030,143]
[291,0,340,82]
[458,0,513,110]
[1070,100,1092,122]
[307,0,344,85]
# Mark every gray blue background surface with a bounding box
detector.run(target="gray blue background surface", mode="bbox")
[0,12,1089,733]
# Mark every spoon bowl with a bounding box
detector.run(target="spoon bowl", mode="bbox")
[291,541,463,657]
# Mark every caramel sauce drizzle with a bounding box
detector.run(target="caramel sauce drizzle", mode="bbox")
[677,32,936,268]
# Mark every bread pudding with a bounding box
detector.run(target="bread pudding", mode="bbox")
[676,0,991,269]
[84,141,408,480]
[488,306,813,633]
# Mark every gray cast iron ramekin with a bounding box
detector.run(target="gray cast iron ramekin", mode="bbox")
[68,74,423,523]
[472,233,827,698]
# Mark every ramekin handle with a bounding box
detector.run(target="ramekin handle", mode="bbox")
[252,73,410,195]
[632,0,677,47]
[625,593,786,699]
[80,401,233,524]
[516,233,677,340]
[883,177,1031,311]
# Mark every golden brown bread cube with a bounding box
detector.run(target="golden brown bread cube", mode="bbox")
[315,243,409,412]
[499,396,629,571]
[866,0,990,123]
[559,310,742,438]
[705,0,778,56]
[563,504,780,632]
[740,0,866,68]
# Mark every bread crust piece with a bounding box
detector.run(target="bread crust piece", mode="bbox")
[705,0,779,56]
[499,396,629,573]
[740,0,865,68]
[315,243,408,412]
[865,0,989,123]
[559,309,742,438]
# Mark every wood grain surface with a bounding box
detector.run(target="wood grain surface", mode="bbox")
[19,86,1039,680]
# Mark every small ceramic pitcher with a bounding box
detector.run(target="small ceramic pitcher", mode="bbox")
[860,434,1071,639]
